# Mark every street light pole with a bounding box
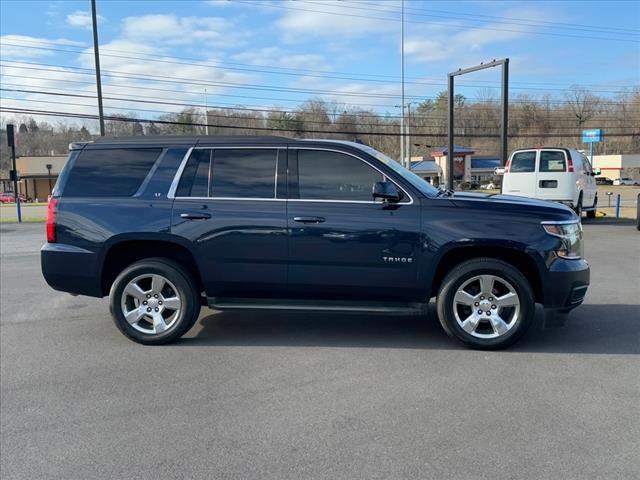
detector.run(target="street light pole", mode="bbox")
[91,0,105,136]
[399,0,405,166]
[204,88,209,136]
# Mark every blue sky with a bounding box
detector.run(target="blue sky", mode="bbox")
[1,0,638,126]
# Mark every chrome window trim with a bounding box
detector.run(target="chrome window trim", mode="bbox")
[291,147,414,205]
[174,196,286,201]
[169,145,415,205]
[167,146,195,199]
[168,146,281,200]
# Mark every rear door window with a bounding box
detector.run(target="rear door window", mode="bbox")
[211,149,278,199]
[63,148,162,197]
[539,151,567,172]
[510,151,536,173]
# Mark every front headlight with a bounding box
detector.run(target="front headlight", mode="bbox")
[542,221,583,259]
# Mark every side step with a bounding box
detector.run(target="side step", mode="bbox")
[207,297,427,315]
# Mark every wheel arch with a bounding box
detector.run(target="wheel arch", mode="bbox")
[100,235,202,296]
[429,244,544,304]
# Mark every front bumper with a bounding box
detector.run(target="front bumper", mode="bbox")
[542,256,590,311]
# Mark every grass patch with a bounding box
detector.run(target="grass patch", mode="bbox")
[0,217,46,223]
[0,202,48,207]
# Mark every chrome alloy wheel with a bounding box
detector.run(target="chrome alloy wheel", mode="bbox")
[452,274,521,339]
[120,274,182,335]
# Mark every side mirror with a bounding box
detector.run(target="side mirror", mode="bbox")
[373,181,403,203]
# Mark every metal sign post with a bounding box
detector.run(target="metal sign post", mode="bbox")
[447,58,509,190]
[582,129,603,168]
[7,124,22,223]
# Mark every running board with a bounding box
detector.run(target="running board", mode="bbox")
[207,297,427,315]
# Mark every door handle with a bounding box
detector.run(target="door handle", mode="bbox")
[293,216,325,224]
[180,212,211,220]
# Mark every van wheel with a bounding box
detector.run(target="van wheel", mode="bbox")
[436,258,535,350]
[109,258,201,345]
[586,196,597,219]
[574,195,583,217]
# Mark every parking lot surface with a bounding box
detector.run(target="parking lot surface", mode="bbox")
[1,223,639,479]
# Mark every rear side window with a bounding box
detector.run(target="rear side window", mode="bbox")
[176,149,211,197]
[296,150,383,201]
[63,148,161,197]
[539,151,566,172]
[211,149,277,198]
[509,151,536,173]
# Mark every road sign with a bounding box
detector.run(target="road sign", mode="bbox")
[582,129,603,143]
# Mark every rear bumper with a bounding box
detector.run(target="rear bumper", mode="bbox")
[542,257,590,311]
[41,243,103,297]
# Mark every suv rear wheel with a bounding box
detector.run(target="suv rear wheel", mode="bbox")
[109,258,201,345]
[436,258,535,350]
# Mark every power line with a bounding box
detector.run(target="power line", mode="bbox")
[6,89,634,132]
[3,107,638,138]
[344,0,640,36]
[3,40,638,92]
[2,61,637,106]
[4,82,639,125]
[238,0,640,43]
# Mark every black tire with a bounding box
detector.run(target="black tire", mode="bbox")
[109,258,201,345]
[586,195,597,219]
[574,194,583,218]
[436,258,535,350]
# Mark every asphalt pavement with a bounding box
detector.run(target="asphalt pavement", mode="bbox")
[1,222,639,480]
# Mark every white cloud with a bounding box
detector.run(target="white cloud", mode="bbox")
[275,0,396,41]
[0,35,86,60]
[232,47,328,70]
[121,14,245,48]
[404,7,555,65]
[66,10,104,30]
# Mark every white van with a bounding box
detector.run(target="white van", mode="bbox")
[502,148,597,218]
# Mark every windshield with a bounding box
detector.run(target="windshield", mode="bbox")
[348,143,441,197]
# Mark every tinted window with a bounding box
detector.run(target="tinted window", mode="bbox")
[539,151,566,172]
[63,148,161,197]
[510,151,536,173]
[176,149,211,197]
[297,150,382,201]
[211,149,277,198]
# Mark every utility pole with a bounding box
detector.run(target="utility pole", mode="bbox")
[7,124,21,223]
[91,0,105,136]
[406,102,414,168]
[399,0,405,167]
[204,88,209,136]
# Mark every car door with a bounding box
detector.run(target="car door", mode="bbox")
[504,150,537,198]
[170,146,288,298]
[286,147,422,302]
[536,149,568,201]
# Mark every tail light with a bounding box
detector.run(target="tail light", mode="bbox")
[46,198,57,243]
[567,156,574,172]
[505,158,511,172]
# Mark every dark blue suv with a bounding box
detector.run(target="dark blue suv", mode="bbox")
[41,136,589,349]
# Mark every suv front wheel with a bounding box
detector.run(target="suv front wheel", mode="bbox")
[436,258,535,350]
[109,258,201,345]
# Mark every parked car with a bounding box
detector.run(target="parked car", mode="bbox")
[595,176,613,186]
[480,182,497,190]
[501,148,597,218]
[41,137,589,350]
[612,177,638,186]
[0,192,26,203]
